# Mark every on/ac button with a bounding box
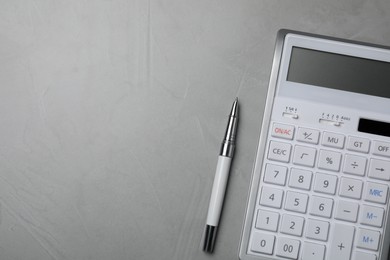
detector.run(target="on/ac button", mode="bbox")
[271,123,295,140]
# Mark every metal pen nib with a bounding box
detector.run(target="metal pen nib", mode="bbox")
[220,97,239,158]
[203,98,239,253]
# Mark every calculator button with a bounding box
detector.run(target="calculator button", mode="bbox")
[339,177,363,200]
[255,209,280,231]
[364,182,388,204]
[289,168,312,190]
[250,231,275,255]
[328,223,354,260]
[313,173,338,195]
[296,127,320,144]
[309,196,333,218]
[356,228,380,251]
[355,251,377,260]
[292,145,316,167]
[342,154,367,176]
[284,191,309,213]
[305,218,329,241]
[318,149,342,172]
[271,123,295,140]
[268,141,292,163]
[264,163,288,186]
[360,205,384,228]
[334,200,359,222]
[368,158,390,181]
[322,131,345,149]
[280,214,305,237]
[372,140,390,158]
[275,237,300,259]
[301,242,325,260]
[347,136,370,153]
[260,186,284,208]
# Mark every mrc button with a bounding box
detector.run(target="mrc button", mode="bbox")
[372,141,390,158]
[364,182,389,204]
[271,123,294,140]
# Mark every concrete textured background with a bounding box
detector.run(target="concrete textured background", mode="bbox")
[1,0,390,259]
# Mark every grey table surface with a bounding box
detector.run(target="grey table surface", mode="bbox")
[1,1,390,259]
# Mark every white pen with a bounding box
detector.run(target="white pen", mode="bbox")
[203,98,239,253]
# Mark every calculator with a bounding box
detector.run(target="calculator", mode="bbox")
[239,30,390,260]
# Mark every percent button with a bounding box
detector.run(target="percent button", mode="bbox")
[318,149,342,172]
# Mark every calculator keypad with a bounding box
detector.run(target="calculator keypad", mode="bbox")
[249,122,390,260]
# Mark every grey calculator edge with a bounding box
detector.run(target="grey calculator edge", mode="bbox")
[238,29,390,260]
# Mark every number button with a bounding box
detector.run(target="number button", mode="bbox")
[289,168,312,190]
[255,210,280,232]
[259,186,284,208]
[313,173,338,195]
[309,196,333,218]
[305,218,329,241]
[250,231,275,255]
[284,191,309,213]
[275,237,300,259]
[263,163,288,186]
[280,214,305,237]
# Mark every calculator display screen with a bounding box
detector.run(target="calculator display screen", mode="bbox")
[358,118,390,137]
[287,47,390,99]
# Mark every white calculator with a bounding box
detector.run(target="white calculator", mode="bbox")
[239,30,390,260]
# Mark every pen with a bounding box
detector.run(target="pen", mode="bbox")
[203,98,239,253]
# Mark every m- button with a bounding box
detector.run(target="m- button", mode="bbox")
[271,123,295,140]
[373,141,390,158]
